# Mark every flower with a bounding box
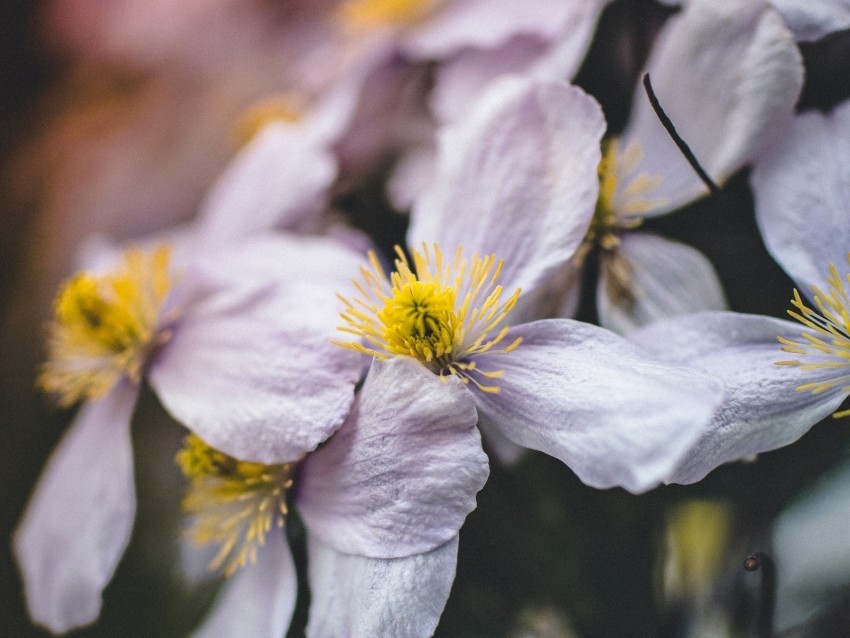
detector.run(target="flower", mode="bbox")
[338,74,725,493]
[176,354,488,636]
[13,231,365,633]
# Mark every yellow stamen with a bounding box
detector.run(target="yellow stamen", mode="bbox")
[39,245,173,406]
[336,0,438,29]
[177,434,294,578]
[778,257,850,417]
[335,244,521,393]
[234,95,303,146]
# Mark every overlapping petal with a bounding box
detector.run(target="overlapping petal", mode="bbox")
[471,319,723,492]
[621,0,803,215]
[305,534,459,638]
[770,0,850,41]
[297,357,486,558]
[752,99,850,291]
[410,75,604,295]
[631,311,846,484]
[13,383,138,633]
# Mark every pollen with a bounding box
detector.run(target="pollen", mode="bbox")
[177,434,294,578]
[335,244,522,393]
[39,245,173,406]
[777,258,850,418]
[234,95,303,146]
[336,0,437,29]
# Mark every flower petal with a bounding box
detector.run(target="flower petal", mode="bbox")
[631,311,846,484]
[149,235,364,464]
[620,0,803,215]
[597,232,727,334]
[13,383,138,633]
[196,122,337,244]
[297,357,487,558]
[770,0,850,41]
[410,75,604,295]
[190,531,296,638]
[471,319,723,493]
[752,99,850,292]
[305,533,458,638]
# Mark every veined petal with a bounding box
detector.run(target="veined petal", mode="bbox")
[305,533,459,638]
[631,311,845,484]
[597,232,727,335]
[620,0,803,216]
[196,122,337,244]
[752,100,850,292]
[770,0,850,41]
[13,383,138,633]
[190,531,296,638]
[410,75,604,295]
[150,235,364,464]
[297,357,487,558]
[471,319,723,493]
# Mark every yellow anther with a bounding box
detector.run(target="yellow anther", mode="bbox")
[337,0,437,29]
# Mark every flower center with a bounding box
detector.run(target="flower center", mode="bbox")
[335,244,522,393]
[336,0,438,29]
[39,245,173,406]
[777,258,850,418]
[176,434,294,578]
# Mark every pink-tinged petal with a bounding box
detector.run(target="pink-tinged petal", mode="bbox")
[752,100,850,292]
[631,311,845,484]
[410,75,604,295]
[191,531,296,638]
[305,533,458,638]
[196,122,337,244]
[430,3,608,124]
[150,235,364,464]
[403,0,585,59]
[770,0,850,41]
[597,232,727,334]
[471,319,723,493]
[620,0,803,216]
[13,383,138,633]
[297,357,486,558]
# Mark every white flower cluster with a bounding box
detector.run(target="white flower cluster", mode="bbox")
[11,0,850,635]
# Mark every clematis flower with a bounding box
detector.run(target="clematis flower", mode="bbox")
[13,230,365,633]
[549,0,803,334]
[336,74,724,491]
[175,354,488,637]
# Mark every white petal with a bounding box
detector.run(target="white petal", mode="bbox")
[631,311,846,484]
[305,533,458,638]
[752,100,850,292]
[410,75,604,295]
[191,531,296,638]
[196,123,336,244]
[620,0,803,215]
[298,357,487,558]
[150,235,364,464]
[472,319,723,492]
[770,0,850,41]
[13,383,138,633]
[597,232,727,334]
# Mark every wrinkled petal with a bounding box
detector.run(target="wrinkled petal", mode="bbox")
[403,0,583,59]
[770,0,850,41]
[191,531,296,638]
[150,235,364,464]
[597,232,727,334]
[196,122,337,244]
[752,100,850,291]
[13,383,138,633]
[631,311,845,484]
[620,0,803,215]
[298,357,487,558]
[472,319,723,492]
[410,75,604,295]
[305,533,458,638]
